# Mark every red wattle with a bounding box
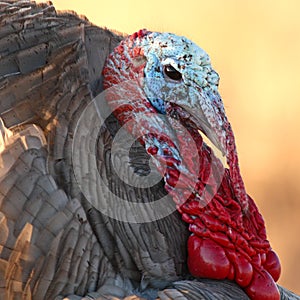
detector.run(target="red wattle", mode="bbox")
[230,251,253,287]
[227,264,235,281]
[168,123,281,300]
[244,269,280,300]
[264,250,281,282]
[188,235,230,280]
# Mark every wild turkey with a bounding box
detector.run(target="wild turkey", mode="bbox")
[0,1,299,300]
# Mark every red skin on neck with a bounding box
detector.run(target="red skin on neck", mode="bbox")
[102,31,281,300]
[168,116,281,300]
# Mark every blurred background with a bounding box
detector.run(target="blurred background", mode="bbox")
[47,0,300,293]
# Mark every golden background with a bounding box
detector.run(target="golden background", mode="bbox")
[45,0,300,293]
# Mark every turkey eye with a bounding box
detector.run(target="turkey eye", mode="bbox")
[163,65,182,81]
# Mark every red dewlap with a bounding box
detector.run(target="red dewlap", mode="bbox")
[188,235,230,280]
[165,122,281,300]
[181,194,281,300]
[245,269,280,300]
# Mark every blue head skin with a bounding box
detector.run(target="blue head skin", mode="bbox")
[139,32,219,115]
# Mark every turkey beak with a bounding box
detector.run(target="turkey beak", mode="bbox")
[165,89,227,157]
[180,104,226,156]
